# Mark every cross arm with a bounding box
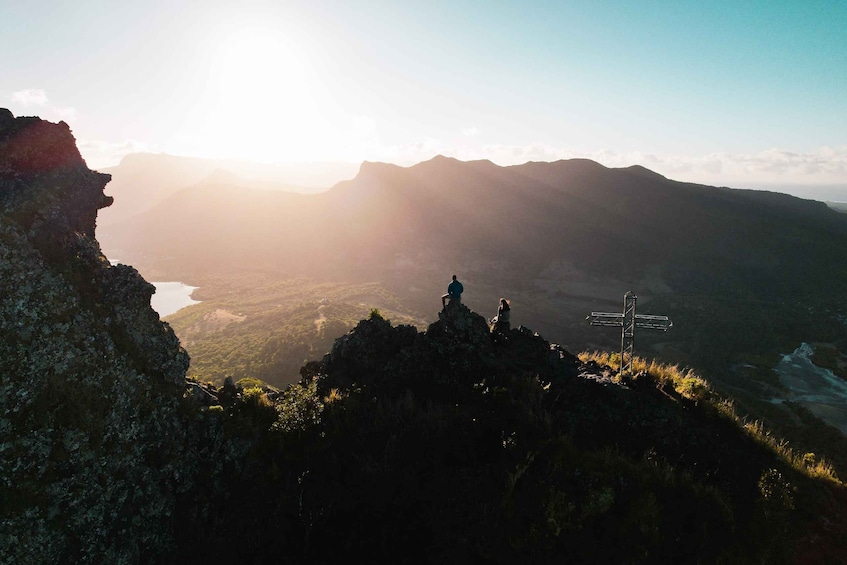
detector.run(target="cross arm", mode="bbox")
[587,312,624,327]
[634,314,673,331]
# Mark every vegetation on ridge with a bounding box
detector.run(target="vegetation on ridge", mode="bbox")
[579,351,841,484]
[170,307,847,563]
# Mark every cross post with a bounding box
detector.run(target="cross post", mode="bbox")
[587,291,672,379]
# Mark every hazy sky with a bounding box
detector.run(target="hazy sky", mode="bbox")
[2,0,845,188]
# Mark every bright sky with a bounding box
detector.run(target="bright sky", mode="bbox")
[2,0,846,188]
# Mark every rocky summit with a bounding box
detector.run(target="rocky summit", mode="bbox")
[2,112,847,564]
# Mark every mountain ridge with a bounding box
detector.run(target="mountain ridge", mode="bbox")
[100,150,847,323]
[97,152,358,227]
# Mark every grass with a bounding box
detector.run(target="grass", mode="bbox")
[578,350,842,485]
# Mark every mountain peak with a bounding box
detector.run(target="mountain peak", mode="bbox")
[355,155,501,179]
[426,154,460,164]
[419,154,499,170]
[623,163,668,180]
[357,160,405,175]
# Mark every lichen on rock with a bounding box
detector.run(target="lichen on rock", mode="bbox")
[0,110,191,564]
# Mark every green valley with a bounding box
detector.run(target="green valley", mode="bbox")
[165,272,426,387]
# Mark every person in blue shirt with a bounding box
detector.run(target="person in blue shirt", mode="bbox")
[442,274,464,308]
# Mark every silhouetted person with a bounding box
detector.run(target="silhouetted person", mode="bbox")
[442,274,464,308]
[491,298,511,333]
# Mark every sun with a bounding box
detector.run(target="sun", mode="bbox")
[217,30,306,105]
[204,25,322,162]
[171,18,369,164]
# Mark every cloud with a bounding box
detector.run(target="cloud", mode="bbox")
[607,148,847,185]
[11,89,48,106]
[678,148,847,186]
[483,143,571,164]
[462,127,479,137]
[434,144,847,186]
[7,89,77,121]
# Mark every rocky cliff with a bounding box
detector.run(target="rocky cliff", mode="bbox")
[0,110,191,563]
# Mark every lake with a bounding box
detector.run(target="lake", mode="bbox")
[150,281,201,318]
[108,259,200,317]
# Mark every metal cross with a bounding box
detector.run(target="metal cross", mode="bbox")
[587,291,672,378]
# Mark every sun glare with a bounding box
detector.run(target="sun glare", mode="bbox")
[218,32,306,102]
[202,26,323,162]
[170,18,376,165]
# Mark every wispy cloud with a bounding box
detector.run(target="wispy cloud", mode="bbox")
[608,147,847,186]
[7,89,77,121]
[462,127,479,137]
[11,89,49,106]
[718,147,847,181]
[442,144,847,186]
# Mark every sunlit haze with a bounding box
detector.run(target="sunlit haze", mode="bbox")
[2,0,845,190]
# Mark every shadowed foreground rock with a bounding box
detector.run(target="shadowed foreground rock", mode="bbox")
[0,110,190,563]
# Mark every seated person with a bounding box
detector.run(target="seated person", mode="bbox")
[491,298,511,333]
[442,274,464,307]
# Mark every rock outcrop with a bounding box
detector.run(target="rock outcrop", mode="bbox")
[0,109,112,241]
[322,302,579,399]
[0,110,189,563]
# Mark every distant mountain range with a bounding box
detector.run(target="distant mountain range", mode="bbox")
[96,152,359,226]
[102,155,847,274]
[99,155,847,375]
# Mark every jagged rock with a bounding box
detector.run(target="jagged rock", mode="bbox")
[320,300,581,399]
[0,109,112,241]
[0,112,193,564]
[185,381,220,407]
[433,301,492,343]
[325,313,419,389]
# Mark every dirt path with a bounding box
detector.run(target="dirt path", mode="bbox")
[314,304,327,332]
